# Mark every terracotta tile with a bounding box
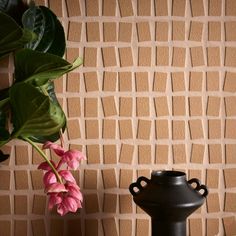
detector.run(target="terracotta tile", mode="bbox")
[189,97,202,116]
[119,169,133,189]
[119,97,133,117]
[155,22,169,41]
[224,168,236,188]
[67,97,80,117]
[138,47,152,66]
[224,72,236,92]
[189,21,203,41]
[209,0,221,16]
[49,0,62,17]
[102,169,117,188]
[172,96,186,116]
[102,47,117,67]
[225,96,236,116]
[191,144,205,163]
[207,47,221,66]
[86,145,100,164]
[14,220,27,236]
[154,97,169,116]
[155,145,169,164]
[31,219,46,236]
[225,47,236,67]
[14,195,28,215]
[67,220,82,235]
[225,119,236,139]
[118,0,133,17]
[103,72,117,91]
[103,144,117,164]
[50,219,64,236]
[68,22,81,42]
[119,47,133,67]
[154,0,168,16]
[190,0,205,16]
[136,219,150,236]
[119,219,132,236]
[102,218,118,236]
[137,22,151,42]
[136,72,149,91]
[14,170,28,190]
[0,221,10,236]
[102,96,118,116]
[223,216,236,235]
[119,22,132,42]
[84,193,99,213]
[66,0,81,16]
[103,0,116,16]
[66,73,80,92]
[103,193,117,213]
[207,193,220,212]
[84,169,98,189]
[225,144,236,164]
[225,192,236,212]
[172,144,186,164]
[206,218,219,236]
[67,119,81,139]
[206,71,219,91]
[189,71,203,91]
[32,195,46,215]
[172,47,186,67]
[0,170,10,190]
[84,72,99,92]
[153,72,167,92]
[190,47,205,66]
[137,0,151,16]
[173,0,186,16]
[136,97,150,117]
[208,22,221,41]
[104,22,117,42]
[119,194,133,213]
[103,120,116,139]
[189,218,203,236]
[172,21,185,41]
[119,72,132,91]
[207,96,221,116]
[208,119,221,139]
[85,219,98,236]
[225,0,236,16]
[156,47,169,66]
[86,22,100,42]
[119,144,134,164]
[85,120,99,139]
[84,98,98,117]
[137,119,152,140]
[206,169,219,188]
[138,145,152,164]
[155,120,169,139]
[189,119,204,139]
[119,119,133,139]
[85,0,99,16]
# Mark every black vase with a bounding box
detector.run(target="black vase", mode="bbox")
[129,170,208,236]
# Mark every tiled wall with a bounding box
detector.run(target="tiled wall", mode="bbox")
[0,0,236,235]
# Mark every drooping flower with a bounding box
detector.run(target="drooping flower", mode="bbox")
[42,141,86,170]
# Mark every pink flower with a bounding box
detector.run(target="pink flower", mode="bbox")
[43,141,86,170]
[48,182,83,216]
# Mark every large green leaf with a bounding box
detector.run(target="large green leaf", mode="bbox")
[0,0,28,25]
[14,48,83,86]
[0,109,10,142]
[9,82,66,140]
[28,82,66,143]
[22,5,65,57]
[0,12,35,58]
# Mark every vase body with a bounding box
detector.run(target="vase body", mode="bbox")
[129,170,208,236]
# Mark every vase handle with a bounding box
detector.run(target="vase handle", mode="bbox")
[129,176,150,196]
[188,178,209,198]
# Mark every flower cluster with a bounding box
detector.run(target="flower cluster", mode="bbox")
[38,141,86,216]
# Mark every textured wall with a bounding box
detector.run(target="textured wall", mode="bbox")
[0,0,236,235]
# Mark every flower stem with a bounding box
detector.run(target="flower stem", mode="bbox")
[23,137,63,184]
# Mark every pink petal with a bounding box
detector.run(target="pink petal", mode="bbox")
[57,203,69,216]
[43,141,65,156]
[63,196,79,213]
[48,193,62,210]
[46,183,68,193]
[59,170,76,183]
[66,182,83,201]
[43,171,57,186]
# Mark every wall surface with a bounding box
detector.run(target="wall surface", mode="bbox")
[0,0,236,235]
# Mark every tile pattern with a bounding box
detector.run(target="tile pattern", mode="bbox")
[0,0,236,235]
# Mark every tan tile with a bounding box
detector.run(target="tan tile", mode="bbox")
[208,0,221,16]
[102,218,118,236]
[85,0,99,16]
[104,22,117,42]
[102,47,117,67]
[155,22,169,41]
[137,22,151,42]
[84,193,99,214]
[118,0,133,17]
[103,0,116,16]
[154,0,168,16]
[137,0,151,16]
[155,145,169,164]
[84,169,98,189]
[190,0,205,16]
[119,144,134,164]
[103,193,117,213]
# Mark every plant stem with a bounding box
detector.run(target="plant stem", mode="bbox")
[23,137,63,184]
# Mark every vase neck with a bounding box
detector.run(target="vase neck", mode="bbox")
[151,170,186,185]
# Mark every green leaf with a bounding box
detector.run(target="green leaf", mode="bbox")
[9,82,66,140]
[0,12,36,58]
[22,5,65,57]
[0,0,28,25]
[0,109,10,142]
[28,82,66,143]
[14,48,83,86]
